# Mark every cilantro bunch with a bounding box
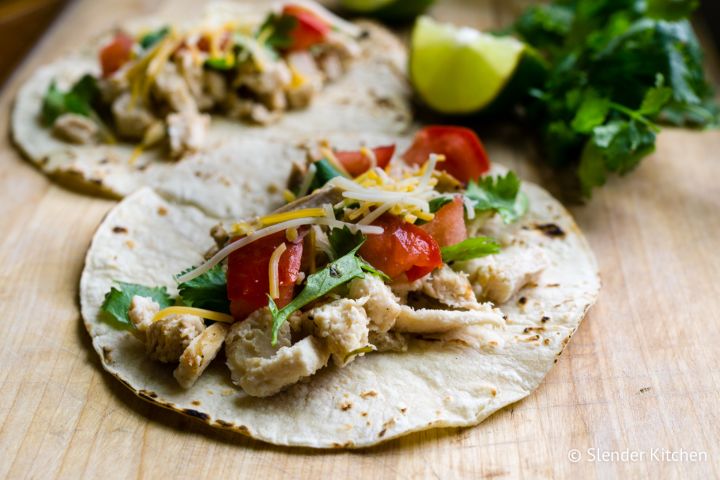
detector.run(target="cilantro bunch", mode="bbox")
[512,0,718,195]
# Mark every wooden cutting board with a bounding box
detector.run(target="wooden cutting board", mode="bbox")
[1,0,718,478]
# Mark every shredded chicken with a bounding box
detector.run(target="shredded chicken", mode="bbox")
[393,265,479,310]
[174,323,228,389]
[52,113,98,144]
[225,308,330,397]
[128,295,205,362]
[348,275,400,333]
[204,70,227,103]
[167,110,210,158]
[369,330,408,353]
[112,93,156,140]
[153,62,197,113]
[304,298,370,366]
[459,244,549,304]
[394,305,504,334]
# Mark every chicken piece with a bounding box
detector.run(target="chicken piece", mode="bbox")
[127,296,206,362]
[204,70,227,103]
[249,103,282,125]
[459,244,549,304]
[128,295,160,338]
[348,275,401,333]
[369,330,408,353]
[393,304,504,334]
[237,61,292,96]
[145,315,205,362]
[153,62,197,113]
[175,50,214,111]
[52,113,98,144]
[225,308,330,397]
[174,323,228,389]
[112,93,156,140]
[259,90,287,112]
[322,31,361,63]
[393,265,479,310]
[317,51,344,82]
[98,75,128,104]
[286,51,322,109]
[304,299,369,366]
[167,110,210,158]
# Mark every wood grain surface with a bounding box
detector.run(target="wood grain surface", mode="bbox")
[1,0,719,478]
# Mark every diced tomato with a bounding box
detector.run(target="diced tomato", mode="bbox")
[227,231,304,319]
[359,214,442,281]
[335,145,396,177]
[282,4,330,51]
[421,196,467,248]
[402,126,490,183]
[99,32,134,77]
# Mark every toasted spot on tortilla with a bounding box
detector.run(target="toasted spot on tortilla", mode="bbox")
[183,408,210,421]
[535,223,565,238]
[192,400,201,406]
[157,206,168,216]
[112,226,128,234]
[360,390,377,398]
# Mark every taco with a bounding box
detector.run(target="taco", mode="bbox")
[12,1,411,198]
[80,126,600,448]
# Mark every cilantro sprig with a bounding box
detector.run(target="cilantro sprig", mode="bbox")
[41,74,100,126]
[441,237,500,263]
[511,0,718,195]
[465,171,529,223]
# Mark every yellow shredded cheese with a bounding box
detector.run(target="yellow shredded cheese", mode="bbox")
[153,306,234,324]
[258,208,326,226]
[286,227,299,242]
[283,189,296,202]
[268,242,287,299]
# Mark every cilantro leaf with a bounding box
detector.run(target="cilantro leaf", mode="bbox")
[140,26,170,49]
[571,91,610,134]
[268,245,367,345]
[100,282,172,329]
[256,13,297,51]
[465,172,529,223]
[41,74,100,125]
[440,237,500,263]
[429,196,453,213]
[328,226,364,259]
[176,265,230,313]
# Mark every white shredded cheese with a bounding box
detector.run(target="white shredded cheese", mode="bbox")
[268,242,287,299]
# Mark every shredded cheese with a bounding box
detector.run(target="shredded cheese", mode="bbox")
[283,189,296,202]
[258,208,326,226]
[268,242,287,299]
[177,217,383,283]
[153,306,234,324]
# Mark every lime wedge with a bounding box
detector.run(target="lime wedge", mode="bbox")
[340,0,435,22]
[410,16,528,114]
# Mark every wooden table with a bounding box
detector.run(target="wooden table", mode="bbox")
[1,0,719,478]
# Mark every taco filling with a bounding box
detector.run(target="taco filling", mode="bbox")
[98,126,550,397]
[41,1,362,158]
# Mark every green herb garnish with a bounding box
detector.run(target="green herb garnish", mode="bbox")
[512,0,718,195]
[256,13,297,50]
[176,265,230,313]
[440,237,500,263]
[139,26,170,49]
[41,74,100,125]
[465,171,529,223]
